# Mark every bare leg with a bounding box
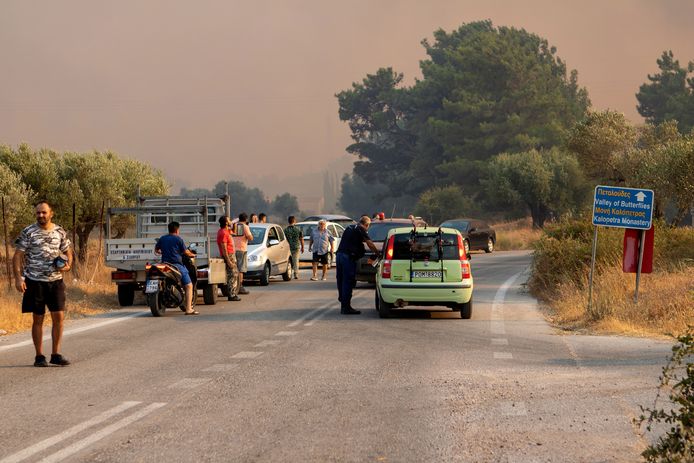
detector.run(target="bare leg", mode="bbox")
[32,314,45,356]
[50,311,65,354]
[184,283,193,312]
[321,263,328,279]
[312,262,318,279]
[238,272,244,289]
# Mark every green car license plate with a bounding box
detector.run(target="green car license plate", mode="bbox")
[411,270,442,279]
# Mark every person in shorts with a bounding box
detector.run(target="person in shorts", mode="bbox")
[233,213,254,294]
[155,221,198,315]
[13,200,74,367]
[308,220,334,281]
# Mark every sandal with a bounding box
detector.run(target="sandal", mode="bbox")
[185,310,200,315]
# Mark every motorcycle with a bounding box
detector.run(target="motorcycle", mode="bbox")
[144,246,198,317]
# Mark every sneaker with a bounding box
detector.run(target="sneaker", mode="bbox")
[294,274,299,280]
[228,295,241,301]
[49,354,71,366]
[341,308,361,315]
[238,287,250,295]
[321,277,327,281]
[310,277,318,281]
[34,355,48,367]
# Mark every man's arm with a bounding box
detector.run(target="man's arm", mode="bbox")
[60,247,73,273]
[12,249,26,293]
[365,239,379,254]
[244,226,253,241]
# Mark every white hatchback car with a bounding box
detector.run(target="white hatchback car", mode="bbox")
[245,223,293,285]
[296,221,345,267]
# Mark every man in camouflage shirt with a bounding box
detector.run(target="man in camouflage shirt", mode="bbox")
[284,216,304,279]
[13,201,73,367]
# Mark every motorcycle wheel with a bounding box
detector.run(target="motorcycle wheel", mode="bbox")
[148,292,165,317]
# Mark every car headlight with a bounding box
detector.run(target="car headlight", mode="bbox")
[248,255,259,262]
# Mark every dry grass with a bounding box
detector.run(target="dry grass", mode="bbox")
[492,218,542,250]
[531,220,694,338]
[0,244,118,335]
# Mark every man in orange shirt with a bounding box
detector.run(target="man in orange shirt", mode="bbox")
[217,216,240,301]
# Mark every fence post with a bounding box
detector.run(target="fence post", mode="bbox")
[89,201,105,284]
[2,197,12,289]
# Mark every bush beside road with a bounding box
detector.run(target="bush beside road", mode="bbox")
[530,219,694,337]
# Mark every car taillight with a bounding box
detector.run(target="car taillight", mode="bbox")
[381,236,395,279]
[461,260,471,280]
[196,269,208,279]
[111,271,135,281]
[457,234,465,259]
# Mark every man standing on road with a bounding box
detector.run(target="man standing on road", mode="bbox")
[217,216,240,301]
[13,200,73,367]
[309,220,334,281]
[233,212,254,295]
[335,216,379,315]
[155,221,199,315]
[284,216,303,280]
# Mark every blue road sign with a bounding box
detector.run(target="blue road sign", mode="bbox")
[592,185,654,230]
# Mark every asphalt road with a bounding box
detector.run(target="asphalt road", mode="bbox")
[0,251,673,462]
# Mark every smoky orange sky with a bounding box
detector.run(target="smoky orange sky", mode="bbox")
[2,0,693,194]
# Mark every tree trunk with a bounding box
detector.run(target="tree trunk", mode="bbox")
[529,203,546,229]
[76,223,95,263]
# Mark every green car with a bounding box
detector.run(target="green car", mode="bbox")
[375,227,473,319]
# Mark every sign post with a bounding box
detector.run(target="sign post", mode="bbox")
[590,185,654,309]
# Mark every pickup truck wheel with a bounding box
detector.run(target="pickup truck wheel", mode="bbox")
[375,290,393,319]
[202,283,218,305]
[484,237,494,253]
[117,284,135,307]
[458,297,473,319]
[282,262,292,281]
[148,293,165,317]
[259,263,271,286]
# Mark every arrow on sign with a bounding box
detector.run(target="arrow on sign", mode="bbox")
[635,191,646,202]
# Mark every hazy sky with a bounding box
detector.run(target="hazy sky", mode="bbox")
[2,0,693,192]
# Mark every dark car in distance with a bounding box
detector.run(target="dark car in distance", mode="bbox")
[439,218,496,254]
[356,218,427,283]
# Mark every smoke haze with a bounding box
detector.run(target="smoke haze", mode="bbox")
[2,0,693,193]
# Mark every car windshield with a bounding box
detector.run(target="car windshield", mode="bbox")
[248,227,266,245]
[368,223,412,242]
[441,221,469,231]
[298,223,317,238]
[392,232,459,261]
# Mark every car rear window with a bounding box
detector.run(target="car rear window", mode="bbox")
[391,232,459,261]
[368,223,412,241]
[440,220,469,231]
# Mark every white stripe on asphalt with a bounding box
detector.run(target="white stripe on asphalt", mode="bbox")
[491,338,509,346]
[494,352,513,359]
[287,305,331,327]
[490,272,523,336]
[274,331,299,336]
[37,402,166,463]
[0,401,141,463]
[168,378,211,389]
[230,351,264,359]
[254,340,281,348]
[0,312,147,353]
[304,308,333,326]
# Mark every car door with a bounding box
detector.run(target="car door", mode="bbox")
[266,226,280,274]
[468,221,485,249]
[276,225,290,270]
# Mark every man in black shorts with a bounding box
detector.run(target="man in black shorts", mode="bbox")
[13,201,73,367]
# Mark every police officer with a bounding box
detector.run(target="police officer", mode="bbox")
[335,215,379,314]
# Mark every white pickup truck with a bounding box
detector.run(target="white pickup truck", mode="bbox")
[106,196,228,306]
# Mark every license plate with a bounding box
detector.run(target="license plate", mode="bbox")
[412,270,442,279]
[145,280,159,294]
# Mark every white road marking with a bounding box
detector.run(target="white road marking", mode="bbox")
[0,312,146,353]
[202,364,238,372]
[254,340,282,347]
[275,331,299,336]
[494,352,513,359]
[490,272,523,336]
[288,305,331,327]
[491,338,509,346]
[500,401,528,416]
[304,308,332,326]
[168,378,212,389]
[37,402,166,463]
[0,401,141,463]
[231,351,264,359]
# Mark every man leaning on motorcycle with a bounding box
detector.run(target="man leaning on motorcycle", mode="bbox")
[154,221,199,315]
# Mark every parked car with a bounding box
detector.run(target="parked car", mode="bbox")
[296,221,345,267]
[439,218,496,254]
[356,218,427,283]
[245,223,293,285]
[375,226,473,318]
[302,214,355,228]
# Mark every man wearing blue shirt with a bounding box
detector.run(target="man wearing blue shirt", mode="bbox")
[155,221,198,315]
[335,216,379,314]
